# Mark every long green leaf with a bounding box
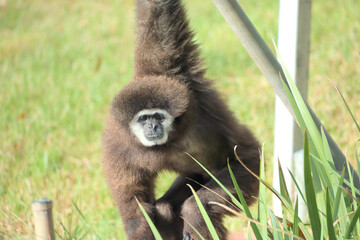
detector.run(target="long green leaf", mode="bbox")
[186,154,242,208]
[326,189,336,240]
[258,144,267,238]
[345,157,359,235]
[310,153,360,196]
[278,51,325,161]
[73,201,101,240]
[304,131,321,239]
[182,218,205,240]
[278,160,291,203]
[228,162,262,239]
[320,127,334,166]
[293,198,299,238]
[188,185,220,240]
[268,208,283,240]
[332,167,346,218]
[288,170,307,204]
[279,161,291,240]
[234,147,313,239]
[345,205,360,238]
[356,149,360,179]
[320,127,335,197]
[135,198,163,240]
[328,78,360,132]
[345,157,358,210]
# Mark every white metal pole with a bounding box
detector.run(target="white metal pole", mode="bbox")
[273,0,311,217]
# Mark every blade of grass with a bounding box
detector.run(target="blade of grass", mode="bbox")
[321,127,335,167]
[293,198,299,238]
[344,160,359,235]
[326,188,336,240]
[73,201,101,240]
[279,162,291,240]
[310,153,360,196]
[345,156,358,223]
[233,146,293,212]
[186,153,242,207]
[303,131,321,239]
[135,198,163,240]
[268,208,283,240]
[182,217,205,240]
[332,167,346,218]
[309,154,323,193]
[227,161,262,239]
[288,170,307,204]
[186,175,243,212]
[210,202,305,240]
[282,208,290,240]
[345,205,360,238]
[233,146,313,239]
[320,127,335,196]
[187,185,220,240]
[258,144,267,238]
[356,149,360,178]
[278,160,291,203]
[277,50,326,161]
[277,57,327,195]
[327,76,360,132]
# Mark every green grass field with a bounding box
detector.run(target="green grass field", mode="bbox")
[0,0,359,238]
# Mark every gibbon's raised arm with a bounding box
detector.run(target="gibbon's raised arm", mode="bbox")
[134,0,205,77]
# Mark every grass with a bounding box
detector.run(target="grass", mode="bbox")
[0,0,359,238]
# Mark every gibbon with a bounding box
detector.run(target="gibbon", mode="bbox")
[102,0,260,239]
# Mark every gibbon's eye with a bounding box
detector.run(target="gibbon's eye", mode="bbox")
[153,113,164,121]
[138,115,148,122]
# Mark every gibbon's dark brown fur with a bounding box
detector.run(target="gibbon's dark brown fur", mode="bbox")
[102,0,260,240]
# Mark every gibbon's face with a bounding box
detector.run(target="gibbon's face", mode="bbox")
[129,109,174,147]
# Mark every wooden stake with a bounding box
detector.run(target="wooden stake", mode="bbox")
[32,198,55,240]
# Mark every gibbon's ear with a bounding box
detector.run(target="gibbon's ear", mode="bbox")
[111,76,190,125]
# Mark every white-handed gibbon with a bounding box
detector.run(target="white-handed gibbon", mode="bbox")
[102,0,260,239]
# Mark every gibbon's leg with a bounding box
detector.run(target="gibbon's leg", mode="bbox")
[110,180,157,240]
[155,175,208,240]
[181,160,259,240]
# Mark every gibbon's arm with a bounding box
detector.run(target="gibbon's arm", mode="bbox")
[112,177,156,240]
[103,154,156,240]
[134,0,205,77]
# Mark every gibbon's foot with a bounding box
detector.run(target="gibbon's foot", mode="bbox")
[183,232,193,240]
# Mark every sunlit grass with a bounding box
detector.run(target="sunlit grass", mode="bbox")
[0,0,359,238]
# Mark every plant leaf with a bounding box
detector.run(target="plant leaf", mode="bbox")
[345,204,360,238]
[186,153,242,208]
[227,161,262,239]
[268,208,283,240]
[278,160,291,203]
[182,218,205,240]
[326,188,336,240]
[293,198,299,238]
[303,130,321,239]
[327,77,360,133]
[135,198,163,240]
[258,144,267,237]
[187,185,220,240]
[332,167,346,218]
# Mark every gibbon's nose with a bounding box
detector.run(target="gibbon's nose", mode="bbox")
[147,120,157,130]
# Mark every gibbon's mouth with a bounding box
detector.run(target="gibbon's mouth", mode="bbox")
[145,135,164,141]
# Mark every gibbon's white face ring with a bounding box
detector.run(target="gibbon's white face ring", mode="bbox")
[129,109,174,147]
